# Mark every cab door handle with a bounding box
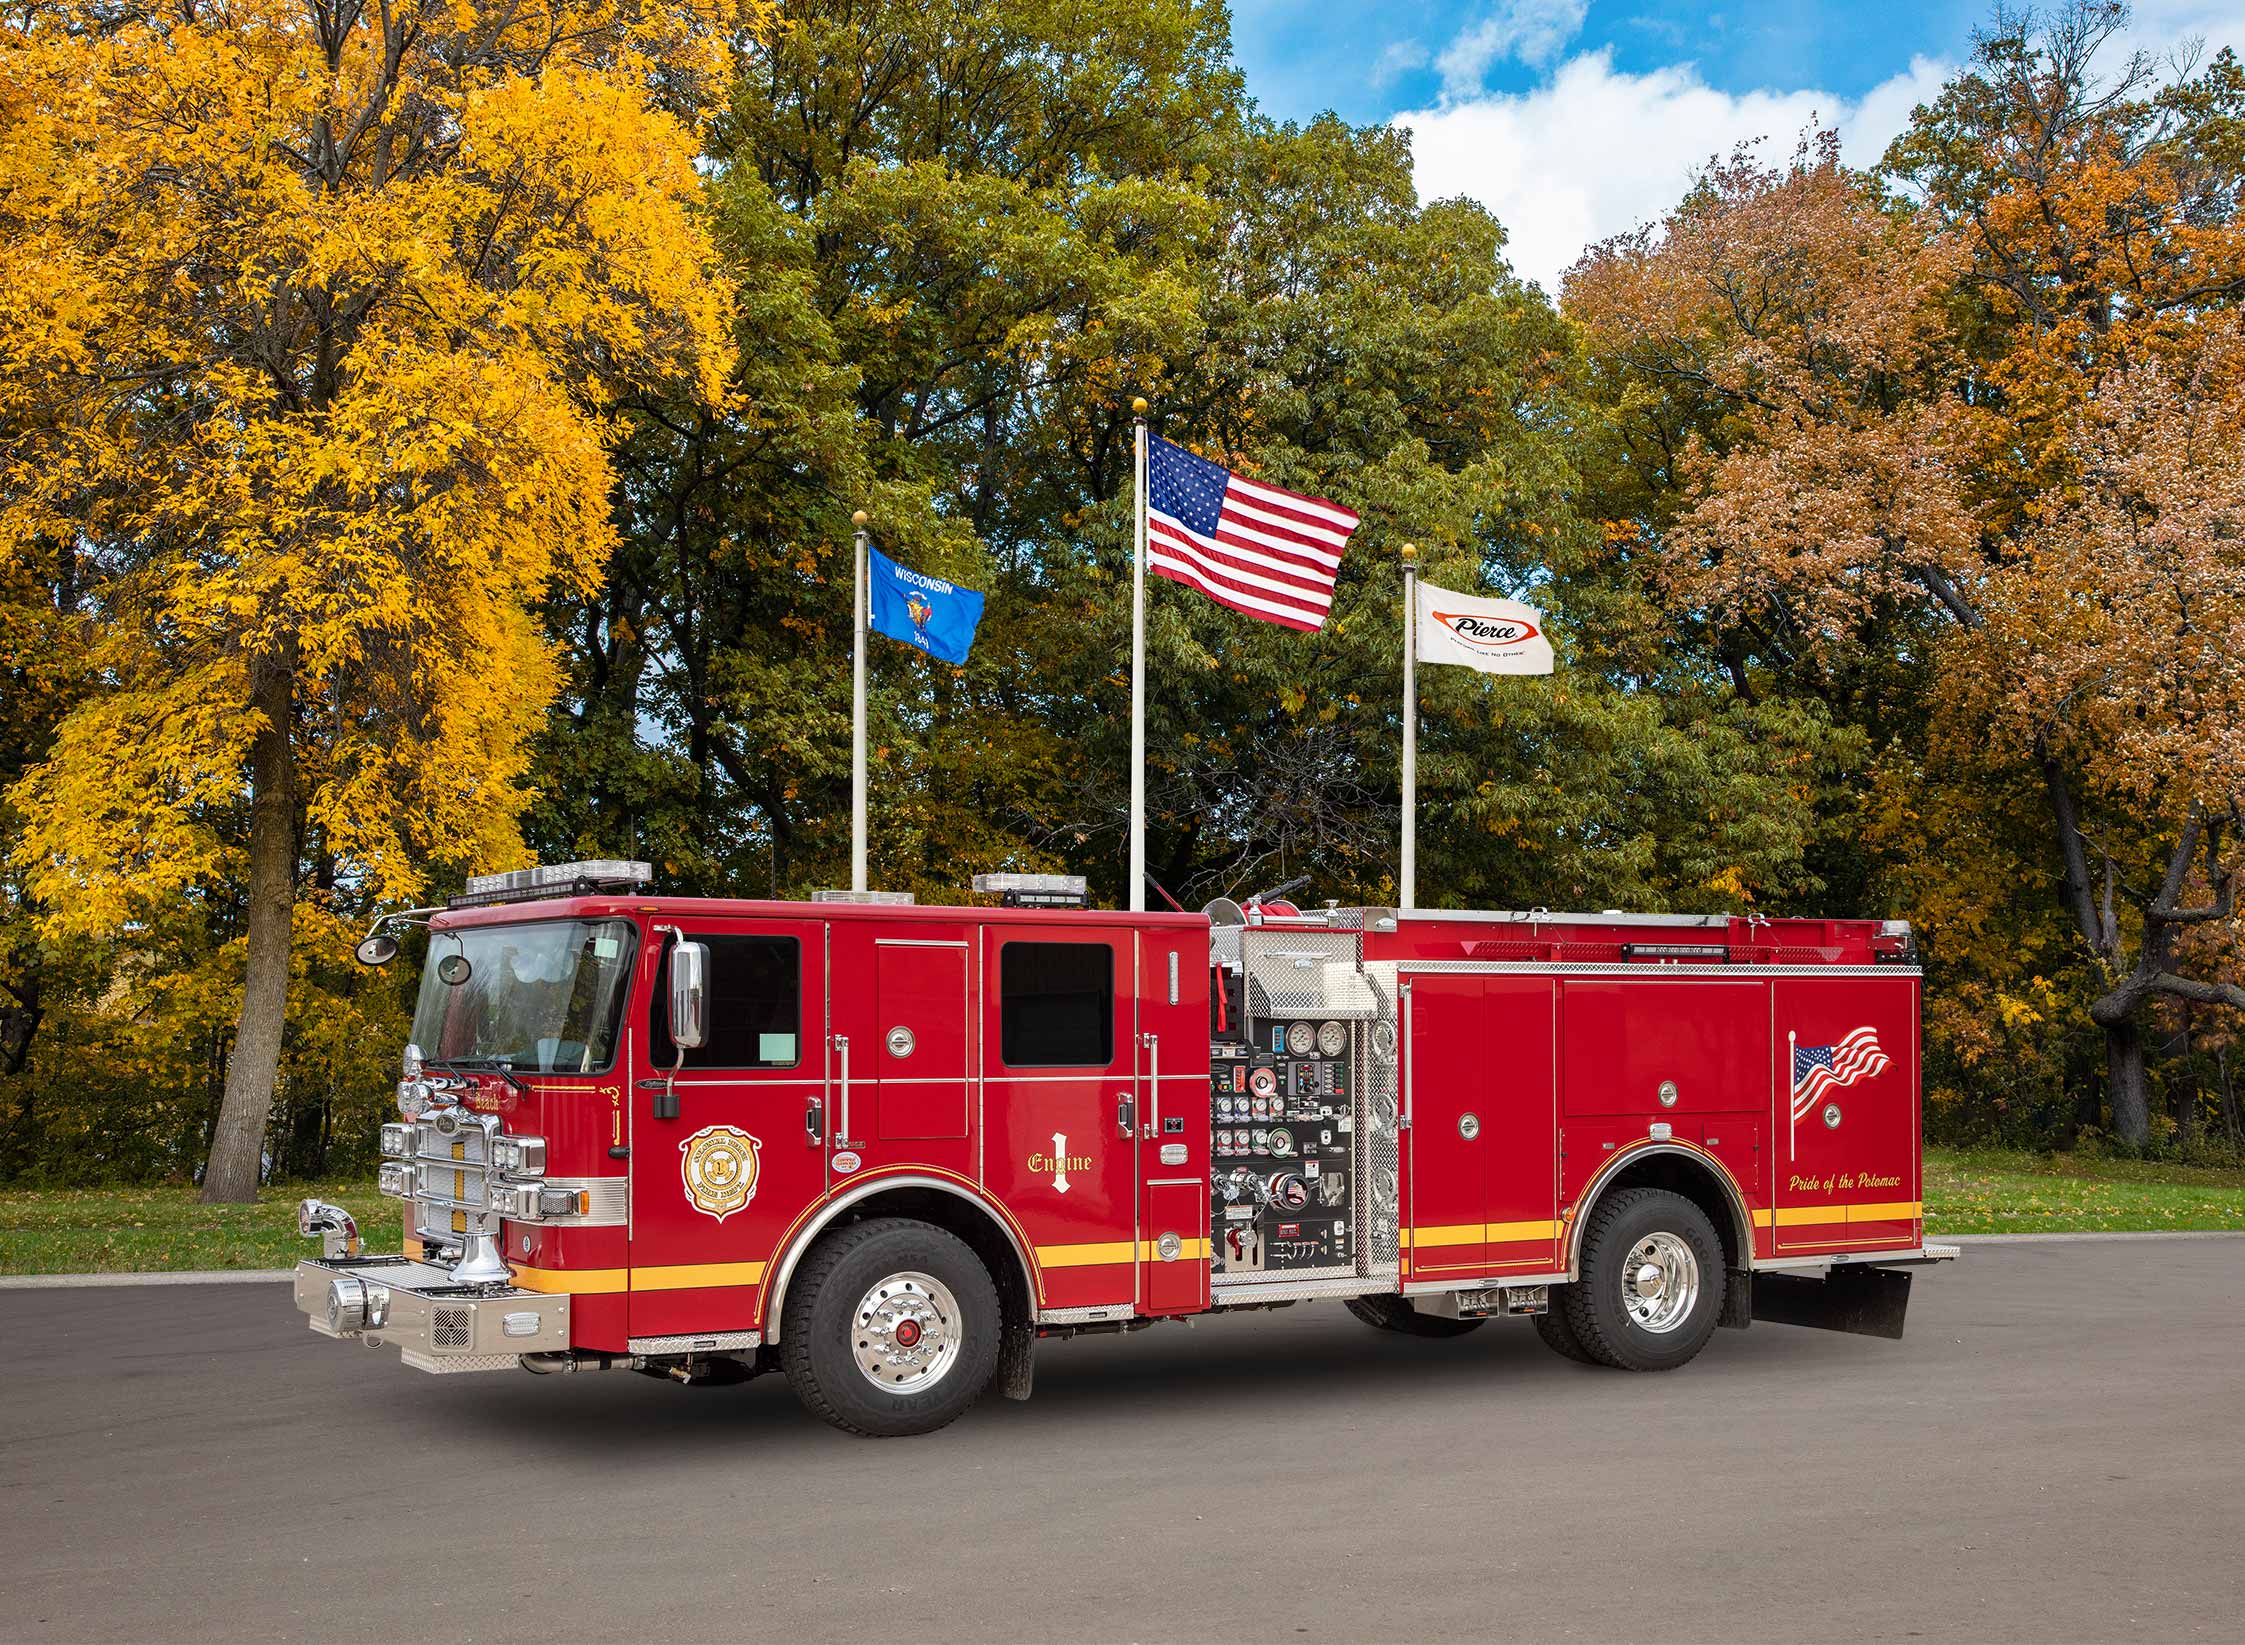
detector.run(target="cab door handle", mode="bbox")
[1116,1093,1135,1138]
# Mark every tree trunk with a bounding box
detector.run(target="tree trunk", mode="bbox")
[200,659,297,1204]
[2218,1047,2241,1150]
[2176,1009,2199,1149]
[2104,1017,2149,1148]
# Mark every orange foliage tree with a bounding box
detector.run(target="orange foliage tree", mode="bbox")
[1571,4,2245,1142]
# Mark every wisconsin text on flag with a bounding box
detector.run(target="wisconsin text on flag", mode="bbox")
[1791,1027,1890,1119]
[1146,434,1359,632]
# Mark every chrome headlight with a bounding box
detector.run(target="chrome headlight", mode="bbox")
[379,1122,415,1160]
[377,1161,413,1199]
[491,1181,584,1221]
[492,1134,546,1176]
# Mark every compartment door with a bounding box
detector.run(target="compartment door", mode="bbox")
[873,940,971,1140]
[1484,977,1561,1273]
[1771,974,1921,1254]
[1402,975,1489,1278]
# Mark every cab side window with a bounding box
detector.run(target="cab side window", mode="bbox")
[1000,941,1113,1066]
[651,935,801,1068]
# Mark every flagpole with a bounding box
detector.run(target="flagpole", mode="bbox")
[1130,397,1148,913]
[1400,541,1418,911]
[851,509,870,893]
[1788,1030,1798,1162]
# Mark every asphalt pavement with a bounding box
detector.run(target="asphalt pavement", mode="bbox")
[3,1237,2241,1643]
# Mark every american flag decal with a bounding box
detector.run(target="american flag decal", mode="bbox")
[1791,1026,1890,1122]
[1145,434,1358,632]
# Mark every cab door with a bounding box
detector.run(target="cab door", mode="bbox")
[630,918,826,1340]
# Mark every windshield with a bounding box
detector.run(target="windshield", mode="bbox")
[409,919,637,1075]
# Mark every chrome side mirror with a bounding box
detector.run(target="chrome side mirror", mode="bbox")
[668,940,710,1051]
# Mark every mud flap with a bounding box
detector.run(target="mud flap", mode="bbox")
[997,1310,1036,1401]
[1751,1265,1913,1339]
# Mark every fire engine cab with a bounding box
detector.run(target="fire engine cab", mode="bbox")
[296,860,1955,1436]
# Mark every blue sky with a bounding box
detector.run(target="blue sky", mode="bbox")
[1227,0,2245,291]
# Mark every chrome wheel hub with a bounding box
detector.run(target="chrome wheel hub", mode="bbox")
[852,1271,963,1393]
[1620,1232,1699,1334]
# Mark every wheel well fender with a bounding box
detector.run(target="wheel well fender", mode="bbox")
[762,1177,1037,1340]
[1566,1144,1752,1278]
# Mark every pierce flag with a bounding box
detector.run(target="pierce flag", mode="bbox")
[1414,580,1553,675]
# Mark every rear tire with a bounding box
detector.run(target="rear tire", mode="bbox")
[1343,1293,1487,1338]
[780,1218,1000,1437]
[1531,1294,1602,1364]
[1561,1188,1725,1372]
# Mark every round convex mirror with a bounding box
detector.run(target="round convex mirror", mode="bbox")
[436,952,473,986]
[354,933,400,967]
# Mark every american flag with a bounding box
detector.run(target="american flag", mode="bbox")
[1791,1026,1890,1120]
[1146,434,1359,632]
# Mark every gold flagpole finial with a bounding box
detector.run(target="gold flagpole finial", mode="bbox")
[1131,397,1149,416]
[851,509,868,529]
[1401,541,1417,561]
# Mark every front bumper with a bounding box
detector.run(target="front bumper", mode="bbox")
[293,1255,569,1373]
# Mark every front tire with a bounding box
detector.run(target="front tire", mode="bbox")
[1561,1188,1725,1372]
[1343,1293,1487,1338]
[780,1218,1000,1437]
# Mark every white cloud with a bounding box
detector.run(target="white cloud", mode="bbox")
[1401,6,2245,297]
[1402,49,1949,294]
[1371,37,1432,93]
[1436,1,1590,99]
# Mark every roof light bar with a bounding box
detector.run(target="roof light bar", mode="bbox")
[450,860,653,908]
[972,872,1089,909]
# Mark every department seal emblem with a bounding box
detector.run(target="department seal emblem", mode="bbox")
[679,1124,762,1224]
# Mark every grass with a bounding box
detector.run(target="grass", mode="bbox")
[0,1180,398,1275]
[2,1148,2241,1274]
[1923,1146,2245,1234]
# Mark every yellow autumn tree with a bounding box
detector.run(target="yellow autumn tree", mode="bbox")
[0,0,752,1199]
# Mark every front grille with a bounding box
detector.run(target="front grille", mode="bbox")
[406,1112,499,1247]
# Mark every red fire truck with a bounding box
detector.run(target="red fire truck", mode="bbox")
[296,860,1955,1436]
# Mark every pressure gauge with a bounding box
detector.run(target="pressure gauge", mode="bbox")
[1317,1021,1347,1057]
[1249,1066,1278,1098]
[1286,1021,1317,1056]
[1267,1126,1295,1158]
